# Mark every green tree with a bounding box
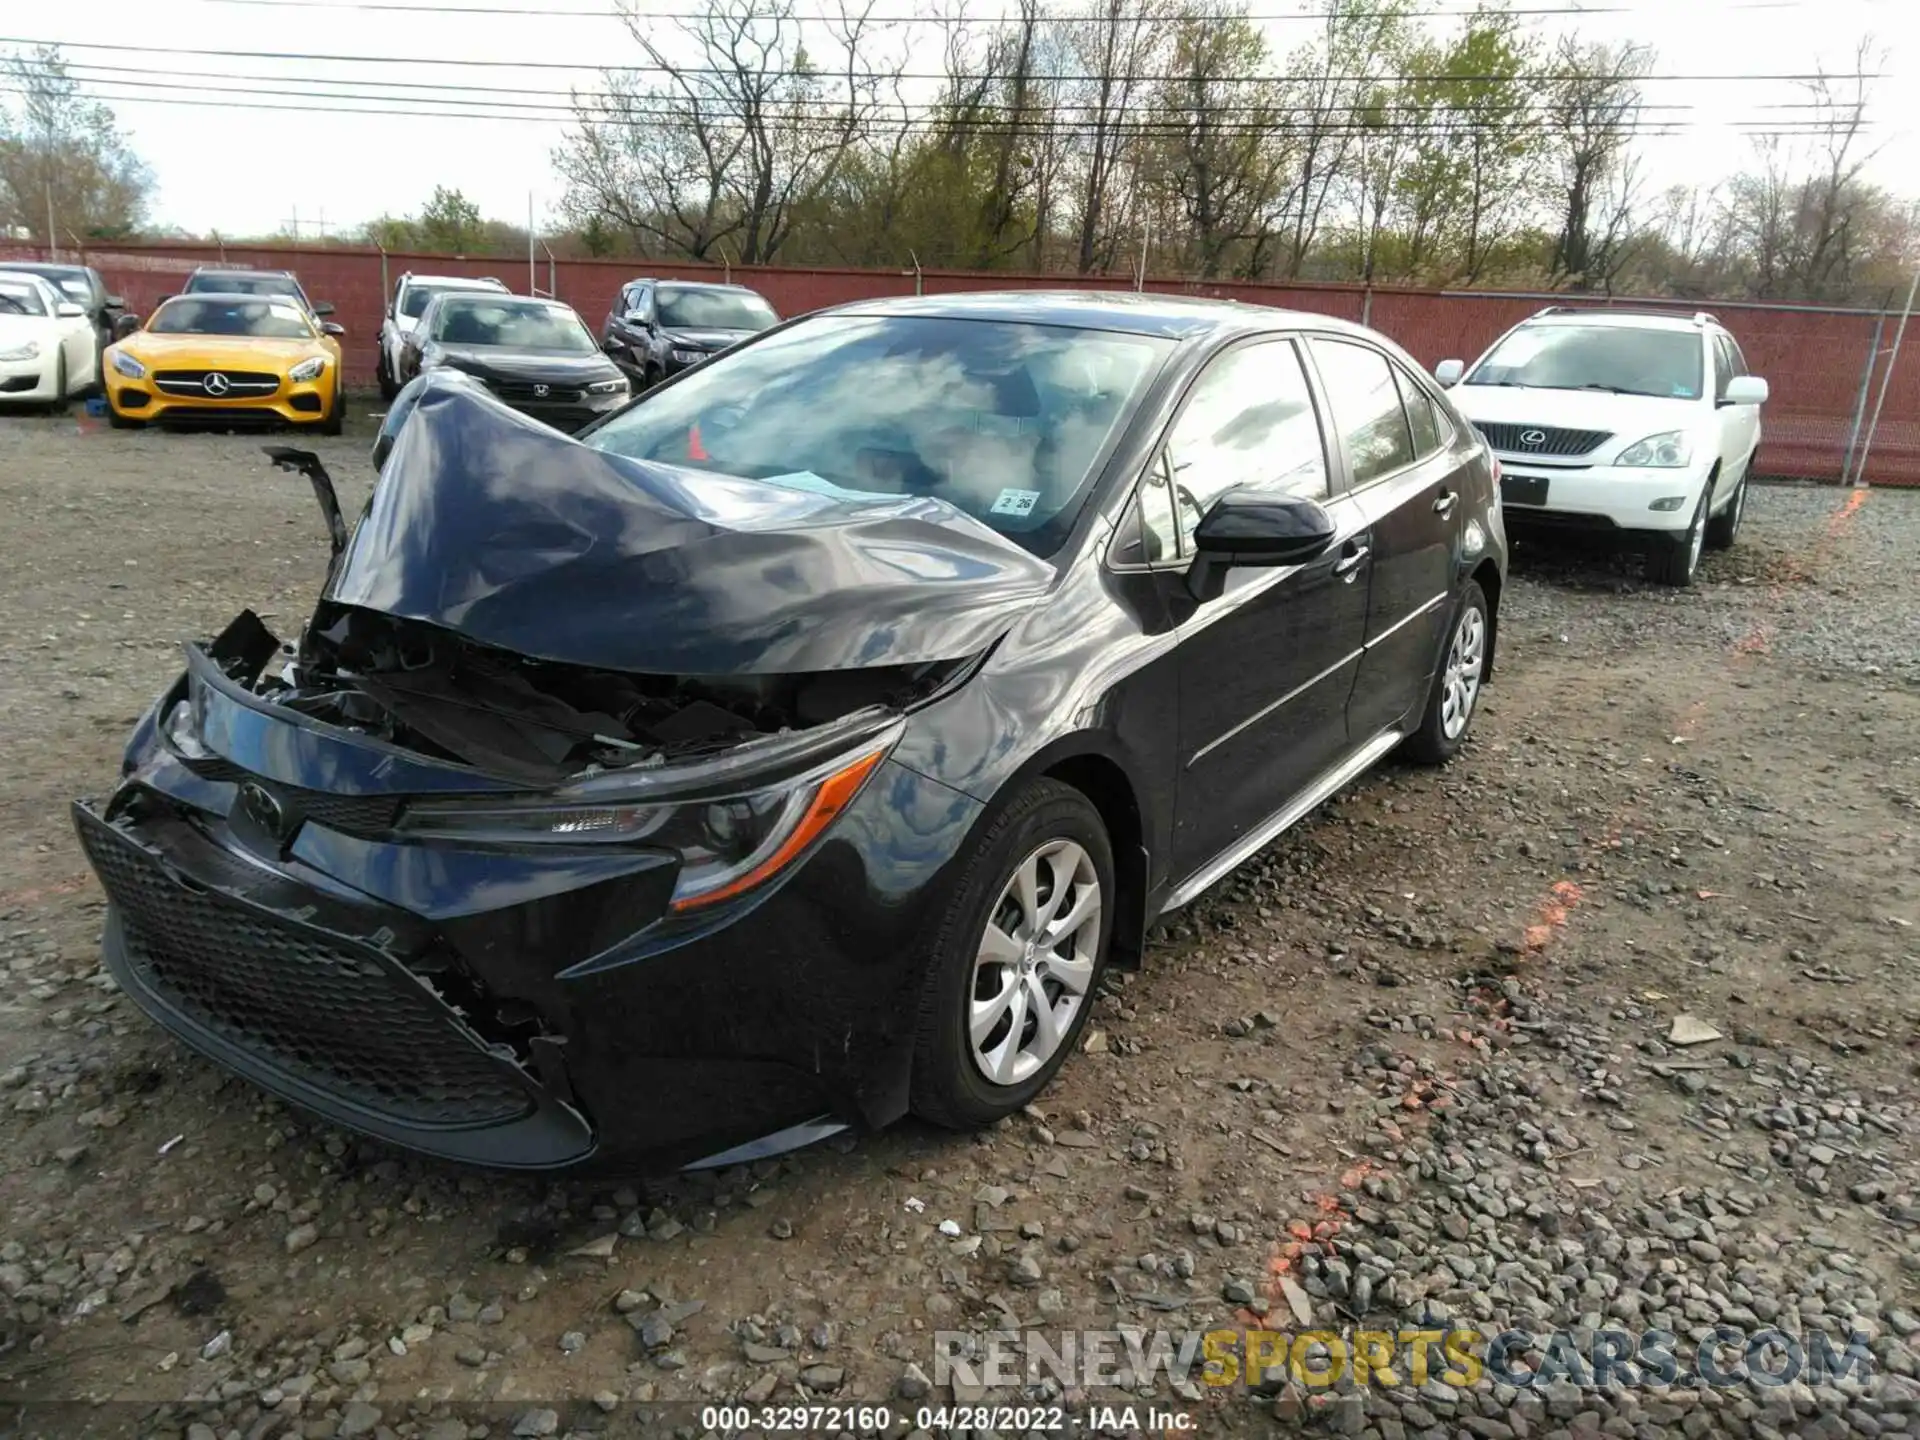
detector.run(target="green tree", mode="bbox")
[0,45,153,244]
[416,186,485,253]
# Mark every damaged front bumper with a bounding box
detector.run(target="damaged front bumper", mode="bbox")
[78,630,982,1173]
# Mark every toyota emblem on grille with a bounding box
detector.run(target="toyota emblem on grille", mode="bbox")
[1520,428,1547,447]
[533,383,550,398]
[203,372,232,396]
[238,782,293,842]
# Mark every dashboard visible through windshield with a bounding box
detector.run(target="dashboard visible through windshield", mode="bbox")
[584,314,1170,556]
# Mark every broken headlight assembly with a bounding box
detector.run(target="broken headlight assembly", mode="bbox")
[394,737,892,912]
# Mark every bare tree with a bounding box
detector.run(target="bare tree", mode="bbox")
[554,0,894,264]
[0,46,152,243]
[1065,0,1170,274]
[1545,35,1652,290]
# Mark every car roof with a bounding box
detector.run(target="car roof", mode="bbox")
[159,291,312,309]
[654,280,760,293]
[402,274,506,288]
[1520,310,1713,334]
[189,268,302,284]
[0,261,90,278]
[821,289,1379,341]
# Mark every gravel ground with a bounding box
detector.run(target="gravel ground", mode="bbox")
[0,405,1916,1440]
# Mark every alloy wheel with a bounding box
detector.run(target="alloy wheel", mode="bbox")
[1440,604,1486,741]
[968,839,1102,1087]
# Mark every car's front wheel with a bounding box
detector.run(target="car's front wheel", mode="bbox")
[910,779,1113,1129]
[376,347,399,402]
[1705,474,1746,550]
[1651,487,1710,587]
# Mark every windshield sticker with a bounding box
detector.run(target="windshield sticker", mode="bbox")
[990,487,1042,518]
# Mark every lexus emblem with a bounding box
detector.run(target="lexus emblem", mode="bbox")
[532,383,550,398]
[238,782,292,841]
[1520,428,1547,447]
[203,371,232,396]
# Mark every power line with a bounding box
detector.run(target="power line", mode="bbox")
[45,59,1858,118]
[0,36,1882,86]
[169,0,1877,20]
[0,82,1870,140]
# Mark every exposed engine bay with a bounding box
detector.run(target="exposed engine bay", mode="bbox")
[204,603,968,787]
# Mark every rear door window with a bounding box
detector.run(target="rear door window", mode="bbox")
[1310,339,1416,486]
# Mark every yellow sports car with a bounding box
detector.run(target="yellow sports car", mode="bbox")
[105,292,345,431]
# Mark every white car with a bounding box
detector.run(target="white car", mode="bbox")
[1436,308,1767,587]
[0,271,100,410]
[376,271,508,399]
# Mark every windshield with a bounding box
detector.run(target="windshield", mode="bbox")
[656,288,777,331]
[585,314,1169,557]
[401,283,497,319]
[1468,324,1704,400]
[0,279,48,317]
[430,298,596,352]
[187,273,306,305]
[149,297,316,339]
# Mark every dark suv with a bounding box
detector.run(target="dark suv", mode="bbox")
[601,279,778,386]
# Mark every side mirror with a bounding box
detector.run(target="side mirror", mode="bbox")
[1186,489,1339,602]
[313,302,336,317]
[321,322,346,337]
[55,302,85,318]
[1435,358,1465,387]
[112,313,142,341]
[1722,375,1768,407]
[104,294,125,310]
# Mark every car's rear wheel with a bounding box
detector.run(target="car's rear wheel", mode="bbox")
[1402,579,1489,765]
[910,779,1113,1130]
[1651,488,1710,587]
[1705,473,1745,550]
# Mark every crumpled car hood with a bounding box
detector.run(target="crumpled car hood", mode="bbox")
[327,377,1058,675]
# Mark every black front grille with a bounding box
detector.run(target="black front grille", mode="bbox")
[493,381,584,404]
[155,370,281,398]
[1473,421,1611,458]
[77,815,532,1129]
[174,754,404,837]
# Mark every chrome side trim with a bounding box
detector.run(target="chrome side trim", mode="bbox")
[1188,648,1364,768]
[1365,592,1448,650]
[1161,727,1403,912]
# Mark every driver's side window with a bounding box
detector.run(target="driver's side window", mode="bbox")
[1164,338,1329,555]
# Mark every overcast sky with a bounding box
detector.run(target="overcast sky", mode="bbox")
[2,0,1910,238]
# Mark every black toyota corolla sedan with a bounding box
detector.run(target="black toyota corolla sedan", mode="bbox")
[74,292,1505,1174]
[397,291,630,431]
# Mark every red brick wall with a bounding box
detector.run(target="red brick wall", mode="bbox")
[11,241,1914,485]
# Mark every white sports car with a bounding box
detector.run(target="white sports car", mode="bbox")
[0,271,100,409]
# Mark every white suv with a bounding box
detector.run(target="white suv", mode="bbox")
[377,273,508,399]
[1436,308,1768,587]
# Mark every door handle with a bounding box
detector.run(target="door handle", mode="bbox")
[1332,543,1369,580]
[1433,489,1458,518]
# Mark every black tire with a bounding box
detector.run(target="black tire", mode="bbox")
[107,402,142,430]
[1649,487,1710,587]
[376,344,399,402]
[48,354,68,414]
[1705,473,1745,551]
[643,363,663,391]
[909,778,1114,1130]
[1401,579,1490,766]
[320,378,345,435]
